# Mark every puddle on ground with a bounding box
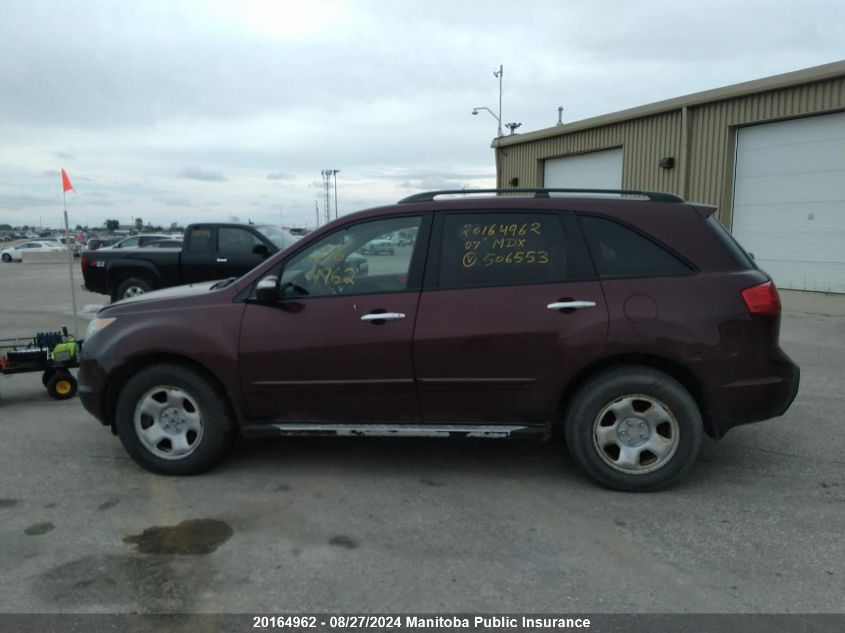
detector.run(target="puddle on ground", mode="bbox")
[25,522,54,536]
[123,519,233,555]
[37,553,214,611]
[0,498,19,509]
[419,478,447,487]
[98,498,120,511]
[329,535,359,549]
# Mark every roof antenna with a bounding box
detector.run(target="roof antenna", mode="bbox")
[556,106,564,126]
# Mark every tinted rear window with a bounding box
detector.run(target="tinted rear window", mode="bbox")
[705,216,755,269]
[580,215,693,279]
[186,227,214,252]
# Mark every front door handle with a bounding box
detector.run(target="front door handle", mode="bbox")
[361,312,406,322]
[216,258,228,263]
[547,300,596,311]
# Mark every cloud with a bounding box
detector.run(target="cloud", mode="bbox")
[156,196,194,207]
[176,167,227,182]
[0,193,57,209]
[266,171,294,181]
[0,0,841,229]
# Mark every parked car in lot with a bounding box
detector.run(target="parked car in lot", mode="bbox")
[1,240,64,262]
[360,238,395,255]
[40,236,83,257]
[85,237,121,252]
[140,239,184,249]
[78,188,800,491]
[81,223,300,301]
[101,234,175,250]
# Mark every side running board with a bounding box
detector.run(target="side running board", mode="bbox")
[240,423,549,440]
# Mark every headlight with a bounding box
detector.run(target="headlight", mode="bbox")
[85,317,116,342]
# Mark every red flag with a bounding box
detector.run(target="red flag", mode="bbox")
[61,168,74,192]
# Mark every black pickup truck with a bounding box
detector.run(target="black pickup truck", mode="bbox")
[81,223,301,301]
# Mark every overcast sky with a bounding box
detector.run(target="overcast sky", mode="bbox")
[0,0,842,230]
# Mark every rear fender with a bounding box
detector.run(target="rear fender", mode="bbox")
[106,259,163,294]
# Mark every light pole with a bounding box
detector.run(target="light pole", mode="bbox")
[321,169,340,221]
[471,64,504,138]
[472,106,501,137]
[331,169,340,219]
[495,64,503,136]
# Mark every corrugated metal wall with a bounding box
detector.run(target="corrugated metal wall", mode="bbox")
[497,75,845,224]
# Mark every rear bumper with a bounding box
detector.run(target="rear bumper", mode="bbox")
[705,350,800,439]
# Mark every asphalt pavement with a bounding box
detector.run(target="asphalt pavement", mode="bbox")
[0,263,843,613]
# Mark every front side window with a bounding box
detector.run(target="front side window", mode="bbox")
[219,228,262,254]
[579,216,693,278]
[436,212,569,289]
[256,226,299,250]
[279,216,422,298]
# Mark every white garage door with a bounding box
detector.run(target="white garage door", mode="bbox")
[543,148,623,190]
[732,112,845,293]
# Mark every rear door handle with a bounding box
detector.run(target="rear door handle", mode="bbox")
[216,258,228,263]
[547,300,596,311]
[361,312,406,322]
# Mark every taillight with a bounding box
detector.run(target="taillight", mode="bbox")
[80,255,87,273]
[742,281,781,315]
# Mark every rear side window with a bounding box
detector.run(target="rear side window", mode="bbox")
[436,213,569,289]
[186,227,214,252]
[705,216,755,269]
[580,216,693,278]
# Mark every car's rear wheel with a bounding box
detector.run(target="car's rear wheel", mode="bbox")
[113,277,152,302]
[114,364,234,475]
[564,366,703,491]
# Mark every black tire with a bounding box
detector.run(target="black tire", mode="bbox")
[1,254,11,263]
[113,277,152,302]
[564,366,703,492]
[114,364,234,475]
[42,369,64,387]
[46,372,77,400]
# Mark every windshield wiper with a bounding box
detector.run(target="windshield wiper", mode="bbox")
[210,277,237,290]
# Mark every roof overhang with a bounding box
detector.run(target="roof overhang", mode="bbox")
[492,59,845,149]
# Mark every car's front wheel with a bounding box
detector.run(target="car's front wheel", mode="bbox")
[114,364,234,475]
[1,253,11,263]
[564,366,703,491]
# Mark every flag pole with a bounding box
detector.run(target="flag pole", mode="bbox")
[63,188,79,339]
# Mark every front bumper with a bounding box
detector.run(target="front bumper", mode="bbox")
[77,354,110,426]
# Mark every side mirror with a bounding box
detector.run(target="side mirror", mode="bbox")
[252,244,270,257]
[255,275,279,303]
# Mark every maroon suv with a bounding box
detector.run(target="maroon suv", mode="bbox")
[78,189,799,491]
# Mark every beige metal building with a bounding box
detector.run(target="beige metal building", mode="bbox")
[494,61,845,293]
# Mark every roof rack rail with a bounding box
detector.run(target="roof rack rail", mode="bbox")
[398,188,684,204]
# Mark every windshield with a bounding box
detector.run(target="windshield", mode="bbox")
[256,226,299,250]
